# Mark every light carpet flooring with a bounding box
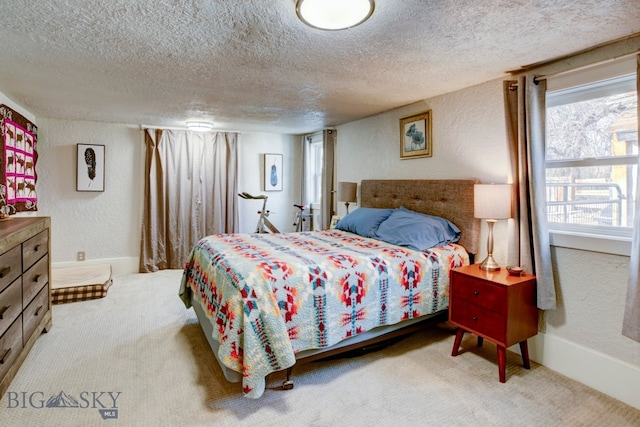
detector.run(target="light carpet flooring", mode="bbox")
[0,269,639,427]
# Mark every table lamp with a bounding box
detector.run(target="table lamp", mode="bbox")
[474,183,512,271]
[338,182,357,214]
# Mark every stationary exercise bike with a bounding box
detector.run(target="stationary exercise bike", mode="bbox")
[238,192,280,233]
[292,204,313,232]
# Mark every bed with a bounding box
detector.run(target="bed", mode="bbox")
[179,179,480,398]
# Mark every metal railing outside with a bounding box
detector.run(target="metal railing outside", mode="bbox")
[546,182,624,226]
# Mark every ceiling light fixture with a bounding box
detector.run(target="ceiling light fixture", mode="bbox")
[296,0,375,31]
[186,121,214,132]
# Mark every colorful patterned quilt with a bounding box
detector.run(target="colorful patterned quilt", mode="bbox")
[179,230,469,398]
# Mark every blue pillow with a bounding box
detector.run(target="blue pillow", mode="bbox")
[334,207,395,238]
[374,206,461,251]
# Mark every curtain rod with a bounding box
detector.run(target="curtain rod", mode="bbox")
[507,50,638,90]
[139,124,242,133]
[532,50,638,82]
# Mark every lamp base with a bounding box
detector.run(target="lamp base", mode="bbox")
[479,254,501,271]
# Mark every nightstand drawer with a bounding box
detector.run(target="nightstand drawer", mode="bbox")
[0,278,22,337]
[450,298,506,342]
[451,274,506,313]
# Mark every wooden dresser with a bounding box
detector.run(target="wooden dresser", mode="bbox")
[0,217,51,397]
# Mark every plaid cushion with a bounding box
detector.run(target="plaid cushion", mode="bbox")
[52,279,112,304]
[51,264,112,304]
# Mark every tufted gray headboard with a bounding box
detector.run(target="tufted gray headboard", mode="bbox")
[359,179,480,256]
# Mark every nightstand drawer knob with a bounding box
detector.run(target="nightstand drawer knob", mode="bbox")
[472,316,478,322]
[473,290,479,296]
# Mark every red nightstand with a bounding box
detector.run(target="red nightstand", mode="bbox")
[449,264,538,382]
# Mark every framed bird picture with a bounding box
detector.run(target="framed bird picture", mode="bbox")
[76,143,105,192]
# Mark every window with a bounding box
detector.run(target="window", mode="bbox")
[545,59,638,253]
[304,132,323,208]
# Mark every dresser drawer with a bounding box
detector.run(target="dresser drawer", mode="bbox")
[23,230,48,272]
[23,254,48,307]
[450,298,506,343]
[0,316,23,381]
[0,278,22,337]
[451,273,506,313]
[23,285,49,342]
[0,246,21,294]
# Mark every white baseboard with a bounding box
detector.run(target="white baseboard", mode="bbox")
[52,257,140,276]
[528,332,640,410]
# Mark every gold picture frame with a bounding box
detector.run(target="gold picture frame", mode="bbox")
[399,110,432,159]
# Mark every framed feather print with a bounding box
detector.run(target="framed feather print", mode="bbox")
[76,143,105,192]
[264,153,283,191]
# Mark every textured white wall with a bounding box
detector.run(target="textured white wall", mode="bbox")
[35,118,143,267]
[334,78,640,374]
[547,247,640,365]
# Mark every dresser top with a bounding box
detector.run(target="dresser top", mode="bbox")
[0,217,50,254]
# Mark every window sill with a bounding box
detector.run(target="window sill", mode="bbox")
[549,230,631,256]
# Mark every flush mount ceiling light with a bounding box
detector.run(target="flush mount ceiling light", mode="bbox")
[186,121,214,132]
[296,0,375,31]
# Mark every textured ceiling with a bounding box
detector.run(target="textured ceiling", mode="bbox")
[0,0,639,134]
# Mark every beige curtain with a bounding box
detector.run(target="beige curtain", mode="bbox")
[139,129,239,272]
[320,129,337,229]
[504,76,557,310]
[622,54,640,342]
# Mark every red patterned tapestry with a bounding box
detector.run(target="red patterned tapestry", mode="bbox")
[0,104,38,215]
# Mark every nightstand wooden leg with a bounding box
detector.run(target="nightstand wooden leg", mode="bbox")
[477,336,483,347]
[497,346,506,383]
[451,328,465,356]
[519,340,531,369]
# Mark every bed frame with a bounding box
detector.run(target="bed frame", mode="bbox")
[192,179,481,392]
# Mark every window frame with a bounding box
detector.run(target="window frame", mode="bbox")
[304,132,323,211]
[544,58,638,256]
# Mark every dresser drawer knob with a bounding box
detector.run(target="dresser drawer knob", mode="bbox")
[472,316,478,322]
[34,305,44,317]
[473,290,479,296]
[0,305,9,319]
[0,347,11,364]
[0,266,10,278]
[34,245,40,252]
[33,274,41,283]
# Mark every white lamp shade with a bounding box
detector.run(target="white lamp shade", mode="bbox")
[338,182,357,203]
[296,0,375,30]
[474,184,512,219]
